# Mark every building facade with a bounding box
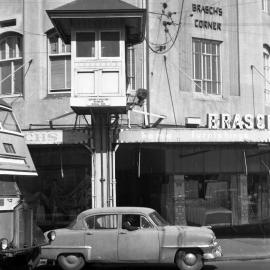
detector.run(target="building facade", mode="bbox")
[117,0,270,229]
[1,0,270,232]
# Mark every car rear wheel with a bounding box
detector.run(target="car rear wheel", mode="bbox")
[57,254,85,270]
[175,250,203,270]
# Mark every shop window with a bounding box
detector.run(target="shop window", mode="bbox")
[248,174,270,224]
[0,35,23,96]
[263,46,270,105]
[192,38,221,95]
[48,32,71,93]
[184,176,232,227]
[126,46,136,91]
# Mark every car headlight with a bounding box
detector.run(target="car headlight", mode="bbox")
[0,238,8,250]
[47,231,56,242]
[210,235,217,245]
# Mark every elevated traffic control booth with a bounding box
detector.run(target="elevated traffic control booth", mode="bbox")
[47,0,146,208]
[47,0,146,114]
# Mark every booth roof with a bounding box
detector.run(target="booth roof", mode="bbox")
[54,0,140,11]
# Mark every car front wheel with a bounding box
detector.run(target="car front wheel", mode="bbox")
[175,250,203,270]
[57,254,85,270]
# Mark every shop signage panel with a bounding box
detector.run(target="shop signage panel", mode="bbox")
[191,3,222,31]
[207,113,270,130]
[24,130,63,145]
[24,130,91,145]
[117,128,270,143]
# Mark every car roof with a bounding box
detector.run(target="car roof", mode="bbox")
[78,207,155,219]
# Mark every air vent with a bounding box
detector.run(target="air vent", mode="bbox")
[3,143,15,153]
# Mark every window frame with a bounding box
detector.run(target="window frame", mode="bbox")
[0,34,23,97]
[75,31,97,59]
[99,30,121,59]
[74,29,121,60]
[47,32,71,94]
[126,46,136,92]
[192,38,222,96]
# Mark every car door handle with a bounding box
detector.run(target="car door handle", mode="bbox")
[86,232,93,235]
[119,232,126,234]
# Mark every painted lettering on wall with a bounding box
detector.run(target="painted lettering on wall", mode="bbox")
[192,3,222,31]
[207,113,270,130]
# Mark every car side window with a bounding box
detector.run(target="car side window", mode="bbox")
[85,214,118,230]
[141,216,154,229]
[122,214,140,231]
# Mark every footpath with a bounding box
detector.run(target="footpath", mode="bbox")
[218,237,270,261]
[214,224,270,261]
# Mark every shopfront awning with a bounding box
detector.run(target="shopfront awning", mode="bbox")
[117,128,270,144]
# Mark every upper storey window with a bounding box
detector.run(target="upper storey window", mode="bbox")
[0,35,23,96]
[192,38,221,95]
[48,32,71,93]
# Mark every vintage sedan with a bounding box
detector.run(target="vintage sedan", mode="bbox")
[41,207,222,270]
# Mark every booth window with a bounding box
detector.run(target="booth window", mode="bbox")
[0,34,23,96]
[263,46,270,105]
[76,32,95,57]
[101,31,120,57]
[192,38,221,95]
[48,32,71,93]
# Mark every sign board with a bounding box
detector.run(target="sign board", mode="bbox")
[117,128,270,144]
[207,113,270,130]
[24,130,63,145]
[24,130,90,145]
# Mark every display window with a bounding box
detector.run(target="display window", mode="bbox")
[16,145,92,231]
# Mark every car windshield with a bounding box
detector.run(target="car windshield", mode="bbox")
[149,211,170,226]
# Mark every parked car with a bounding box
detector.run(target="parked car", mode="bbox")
[41,207,222,270]
[0,181,55,270]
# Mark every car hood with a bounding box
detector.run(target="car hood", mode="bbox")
[159,225,215,247]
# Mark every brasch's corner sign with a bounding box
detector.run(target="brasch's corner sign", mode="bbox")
[207,113,270,130]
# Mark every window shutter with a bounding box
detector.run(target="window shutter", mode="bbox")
[0,62,11,94]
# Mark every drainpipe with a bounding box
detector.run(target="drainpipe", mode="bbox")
[145,0,150,125]
[112,144,119,207]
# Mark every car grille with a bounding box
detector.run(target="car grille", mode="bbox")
[14,202,33,249]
